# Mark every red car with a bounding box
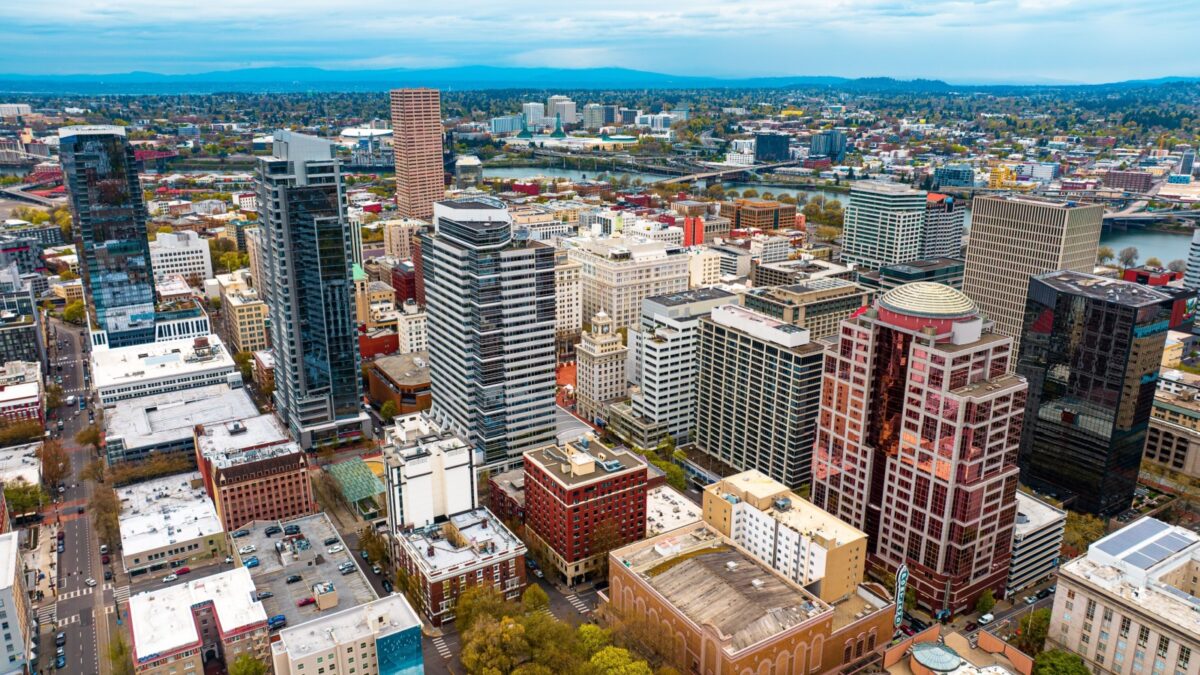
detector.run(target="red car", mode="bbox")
[176,567,190,575]
[297,597,315,607]
[101,555,110,565]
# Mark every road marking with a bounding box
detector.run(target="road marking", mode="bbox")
[565,594,591,613]
[37,604,56,625]
[114,585,130,604]
[57,614,79,627]
[431,636,453,659]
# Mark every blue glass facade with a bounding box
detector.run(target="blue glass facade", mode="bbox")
[376,625,424,675]
[60,126,157,347]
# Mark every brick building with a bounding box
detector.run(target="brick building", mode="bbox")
[719,199,798,231]
[365,351,431,415]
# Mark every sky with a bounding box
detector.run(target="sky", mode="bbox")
[0,0,1195,83]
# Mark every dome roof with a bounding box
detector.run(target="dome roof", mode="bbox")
[879,282,978,319]
[911,643,963,672]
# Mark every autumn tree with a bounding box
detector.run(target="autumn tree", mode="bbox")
[1063,511,1107,557]
[76,424,103,452]
[228,653,268,675]
[589,646,654,675]
[456,585,518,634]
[461,616,530,675]
[1033,649,1090,675]
[81,459,107,484]
[521,584,549,614]
[38,439,72,489]
[63,300,85,324]
[1015,608,1052,655]
[3,479,46,515]
[1096,245,1115,266]
[1168,259,1187,273]
[1146,256,1163,268]
[90,487,121,551]
[1118,246,1139,268]
[107,633,135,675]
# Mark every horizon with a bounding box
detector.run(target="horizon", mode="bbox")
[1,1,1197,84]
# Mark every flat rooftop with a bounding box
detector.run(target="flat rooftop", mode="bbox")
[106,384,258,450]
[195,413,299,469]
[0,532,18,590]
[489,468,525,507]
[525,437,647,488]
[977,193,1101,209]
[646,287,734,307]
[118,472,223,558]
[709,304,814,349]
[371,351,430,387]
[615,525,829,652]
[397,508,525,579]
[439,198,503,210]
[881,257,965,274]
[1035,270,1173,307]
[646,486,701,537]
[92,334,236,390]
[709,471,866,548]
[1014,491,1067,536]
[128,567,266,662]
[271,594,420,662]
[0,442,41,487]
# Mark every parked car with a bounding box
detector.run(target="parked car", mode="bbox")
[323,537,339,546]
[381,579,393,593]
[297,597,316,607]
[978,613,995,625]
[1036,588,1053,600]
[55,633,66,647]
[162,574,178,583]
[101,555,109,565]
[56,531,64,541]
[264,525,282,536]
[232,530,250,539]
[268,615,287,629]
[76,506,84,514]
[103,571,112,581]
[286,575,302,584]
[965,622,978,633]
[239,545,256,555]
[257,591,274,600]
[1024,595,1037,605]
[361,550,370,560]
[372,565,382,575]
[533,569,544,578]
[244,557,260,569]
[284,524,301,535]
[327,545,344,554]
[224,556,234,564]
[100,544,109,554]
[176,567,190,575]
[55,655,66,670]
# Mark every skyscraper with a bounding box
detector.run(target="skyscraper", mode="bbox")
[575,311,627,425]
[521,102,545,127]
[809,129,847,161]
[962,195,1103,356]
[256,130,367,448]
[60,125,157,348]
[754,132,790,162]
[390,88,444,220]
[811,283,1026,613]
[921,193,966,259]
[422,198,557,469]
[841,181,927,271]
[1017,271,1172,516]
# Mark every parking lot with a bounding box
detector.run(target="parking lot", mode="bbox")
[233,514,378,630]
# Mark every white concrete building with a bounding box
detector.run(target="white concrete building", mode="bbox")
[270,594,423,675]
[1049,518,1200,675]
[383,413,476,531]
[117,472,228,576]
[555,252,582,357]
[395,301,427,354]
[91,334,239,405]
[149,230,214,284]
[1008,492,1067,597]
[575,311,627,425]
[0,532,30,674]
[567,235,690,330]
[687,248,722,288]
[842,181,927,271]
[624,219,684,246]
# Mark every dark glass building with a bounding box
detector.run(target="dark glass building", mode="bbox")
[59,126,157,347]
[1017,270,1173,516]
[754,132,790,162]
[257,131,366,448]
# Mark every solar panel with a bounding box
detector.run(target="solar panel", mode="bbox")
[1097,519,1169,555]
[1122,551,1158,570]
[1119,529,1197,569]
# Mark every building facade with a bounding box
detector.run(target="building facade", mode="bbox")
[256,130,366,448]
[841,181,927,271]
[383,218,425,260]
[568,235,690,331]
[741,279,872,340]
[1017,271,1172,516]
[149,230,213,284]
[555,250,582,359]
[1007,491,1067,598]
[390,89,444,220]
[0,533,30,673]
[921,193,966,259]
[270,595,424,675]
[575,311,627,425]
[719,199,797,231]
[811,282,1027,615]
[1145,389,1200,481]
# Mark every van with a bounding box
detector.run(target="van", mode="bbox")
[268,615,287,629]
[978,613,994,625]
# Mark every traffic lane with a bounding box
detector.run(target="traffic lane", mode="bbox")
[342,530,390,598]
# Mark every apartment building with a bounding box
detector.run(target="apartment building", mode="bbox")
[556,250,583,359]
[382,217,426,259]
[149,230,214,284]
[741,278,872,340]
[270,595,424,674]
[841,181,927,271]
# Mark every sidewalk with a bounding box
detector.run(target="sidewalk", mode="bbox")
[23,522,59,606]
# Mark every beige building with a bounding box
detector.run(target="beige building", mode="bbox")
[1048,518,1200,675]
[740,278,873,340]
[1145,389,1200,480]
[963,195,1103,355]
[118,472,229,576]
[396,300,427,354]
[390,89,444,220]
[555,250,582,358]
[703,470,867,603]
[575,311,627,424]
[567,235,690,330]
[270,595,424,674]
[382,217,425,260]
[688,248,722,288]
[217,269,269,354]
[244,226,263,285]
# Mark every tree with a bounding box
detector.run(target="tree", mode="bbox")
[1118,246,1139,268]
[577,624,613,659]
[741,188,759,198]
[233,351,253,382]
[209,296,222,312]
[1096,245,1115,265]
[1146,256,1163,268]
[76,424,103,453]
[58,269,78,281]
[379,400,399,423]
[461,616,530,675]
[974,589,996,615]
[228,653,268,675]
[815,225,842,241]
[521,610,581,671]
[46,383,64,409]
[1168,259,1187,273]
[38,439,72,489]
[654,434,676,460]
[1015,608,1052,655]
[590,646,654,675]
[1063,511,1107,557]
[359,527,391,567]
[3,479,46,515]
[63,300,86,324]
[0,419,43,447]
[108,633,135,675]
[456,585,518,634]
[521,583,549,614]
[90,487,122,551]
[1033,649,1091,675]
[81,459,106,484]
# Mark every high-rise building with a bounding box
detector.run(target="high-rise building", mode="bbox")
[962,195,1102,355]
[809,129,847,161]
[582,103,605,129]
[754,132,790,162]
[1186,230,1200,290]
[390,88,444,220]
[841,181,927,271]
[546,95,576,124]
[382,217,425,260]
[60,125,157,348]
[554,250,582,359]
[811,283,1027,613]
[521,102,545,127]
[1181,149,1195,175]
[1017,271,1173,516]
[256,130,367,448]
[695,304,825,488]
[609,288,736,450]
[575,311,627,425]
[0,265,44,366]
[921,193,966,259]
[422,198,557,469]
[567,235,689,330]
[1048,519,1200,675]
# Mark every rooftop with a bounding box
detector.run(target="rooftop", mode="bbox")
[850,180,926,196]
[647,486,702,536]
[92,334,236,391]
[195,413,299,469]
[879,282,978,319]
[0,532,18,590]
[524,436,647,488]
[708,471,867,548]
[118,472,224,558]
[880,257,965,275]
[1035,270,1174,307]
[128,567,266,662]
[370,351,430,387]
[397,508,526,579]
[271,594,420,661]
[709,304,814,349]
[0,442,41,488]
[106,384,258,451]
[646,287,734,307]
[489,468,525,507]
[1014,491,1067,536]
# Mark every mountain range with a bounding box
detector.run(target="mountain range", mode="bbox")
[0,65,1196,95]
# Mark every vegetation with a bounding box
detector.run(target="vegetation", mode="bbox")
[1014,608,1052,655]
[379,400,399,422]
[46,383,64,409]
[3,479,47,515]
[90,487,122,551]
[107,633,135,675]
[1033,649,1091,675]
[228,654,269,675]
[106,453,193,486]
[0,419,44,447]
[1096,245,1115,266]
[1118,246,1139,268]
[974,589,995,615]
[37,439,72,489]
[1062,511,1107,557]
[234,351,254,382]
[359,527,391,567]
[75,424,103,452]
[63,300,85,324]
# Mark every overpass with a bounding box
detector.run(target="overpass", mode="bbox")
[0,180,62,208]
[647,160,801,185]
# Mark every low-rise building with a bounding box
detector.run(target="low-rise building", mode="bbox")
[487,468,526,524]
[270,594,425,675]
[752,257,856,288]
[223,283,269,355]
[253,350,273,391]
[856,257,965,292]
[92,334,239,405]
[1145,389,1200,481]
[1048,518,1200,675]
[0,361,40,424]
[719,199,798,230]
[194,414,315,531]
[1007,492,1066,598]
[128,567,269,675]
[104,383,258,464]
[646,485,701,537]
[118,472,229,577]
[365,352,431,415]
[149,230,214,285]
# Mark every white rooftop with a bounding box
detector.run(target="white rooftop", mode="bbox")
[129,567,266,662]
[0,442,42,487]
[646,486,702,536]
[398,508,526,580]
[1014,491,1067,536]
[92,334,235,390]
[195,413,300,469]
[106,384,258,450]
[710,304,812,348]
[118,472,224,558]
[271,594,420,661]
[0,532,19,591]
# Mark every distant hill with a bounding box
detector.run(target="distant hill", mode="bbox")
[0,65,1193,94]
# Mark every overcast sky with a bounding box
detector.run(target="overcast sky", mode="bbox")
[0,0,1194,83]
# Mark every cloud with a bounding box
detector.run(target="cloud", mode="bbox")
[509,48,618,69]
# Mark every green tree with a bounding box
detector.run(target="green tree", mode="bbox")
[228,653,268,675]
[461,616,530,675]
[233,351,254,382]
[577,624,613,659]
[90,487,122,550]
[76,424,103,452]
[521,610,581,671]
[379,400,399,422]
[58,269,78,281]
[456,585,518,634]
[521,583,549,614]
[1118,246,1139,268]
[740,188,759,198]
[590,646,654,675]
[63,300,86,324]
[1096,245,1115,265]
[209,296,222,312]
[3,479,46,514]
[1016,608,1052,655]
[1033,649,1091,675]
[815,225,842,241]
[107,632,135,675]
[1145,256,1163,268]
[974,589,996,615]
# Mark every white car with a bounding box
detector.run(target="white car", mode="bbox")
[84,578,96,587]
[327,545,345,554]
[238,545,256,555]
[162,574,178,583]
[978,613,995,625]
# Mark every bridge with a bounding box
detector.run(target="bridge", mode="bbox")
[0,180,62,208]
[647,160,801,185]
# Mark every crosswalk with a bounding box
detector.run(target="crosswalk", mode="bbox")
[431,636,453,660]
[57,587,93,601]
[36,604,56,626]
[114,585,130,604]
[565,594,591,614]
[56,614,79,627]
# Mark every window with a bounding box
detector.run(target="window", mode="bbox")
[1121,617,1131,638]
[1138,627,1150,648]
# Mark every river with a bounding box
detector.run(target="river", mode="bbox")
[1097,228,1193,267]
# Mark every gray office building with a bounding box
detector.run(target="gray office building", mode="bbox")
[809,129,847,161]
[0,264,43,368]
[421,198,558,470]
